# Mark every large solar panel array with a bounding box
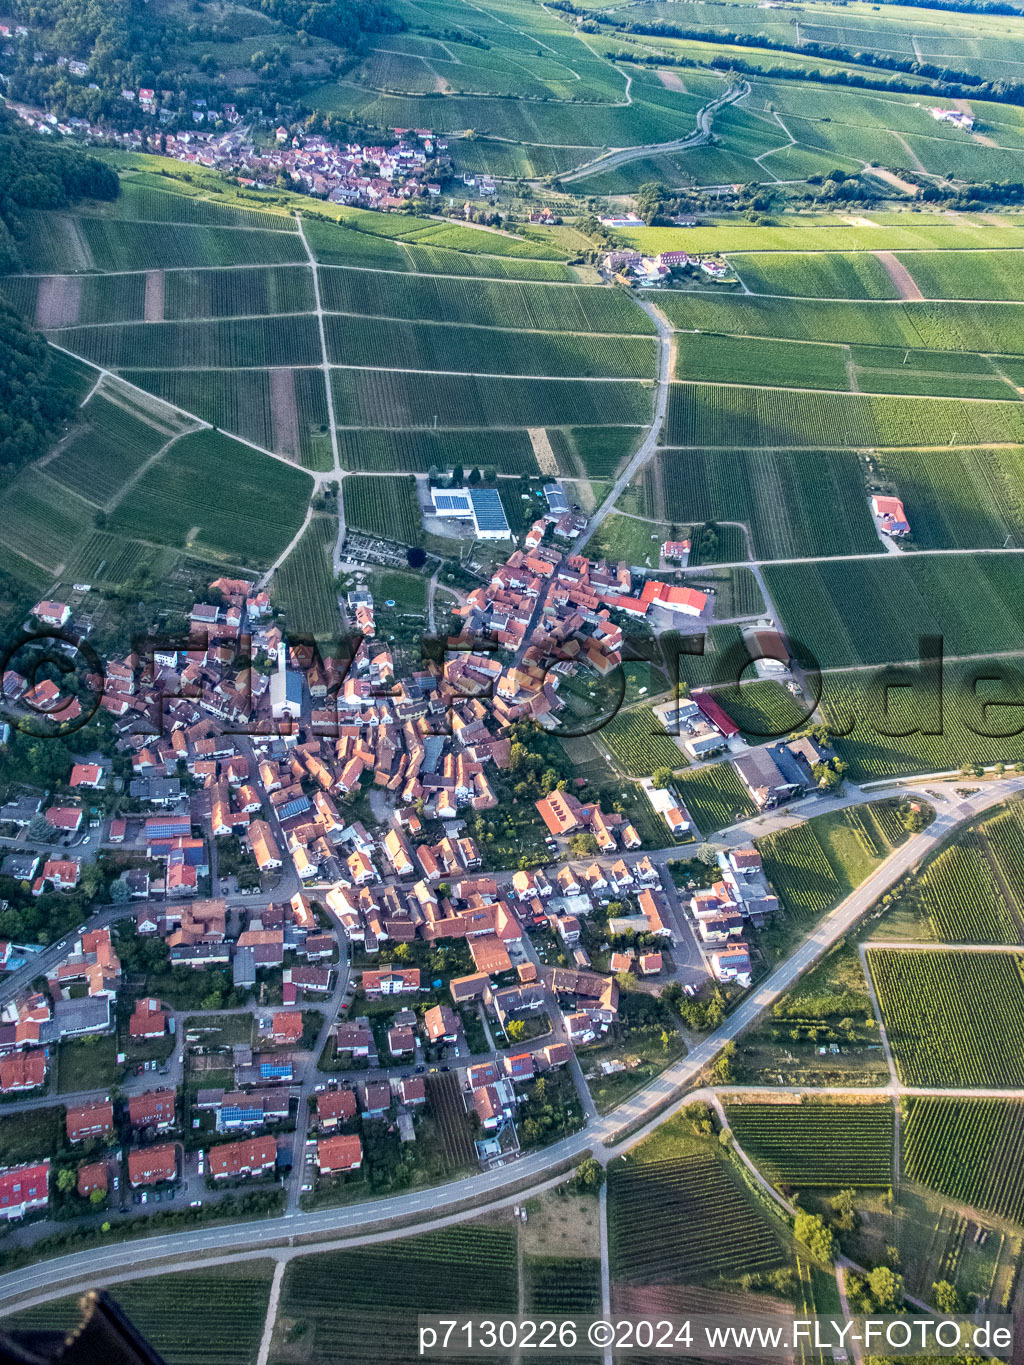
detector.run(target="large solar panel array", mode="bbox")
[469,488,510,534]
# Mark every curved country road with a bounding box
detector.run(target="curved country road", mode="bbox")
[559,81,749,183]
[0,775,1020,1310]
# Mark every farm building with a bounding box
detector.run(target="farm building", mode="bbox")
[431,487,511,540]
[871,495,910,538]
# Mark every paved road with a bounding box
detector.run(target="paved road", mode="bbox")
[559,83,748,183]
[1,775,1018,1306]
[576,299,674,554]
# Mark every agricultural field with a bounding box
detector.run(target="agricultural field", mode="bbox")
[867,948,1024,1088]
[319,268,654,335]
[713,680,814,741]
[342,475,422,546]
[914,840,1021,945]
[272,515,339,638]
[5,1263,277,1365]
[107,430,312,567]
[755,802,907,921]
[763,554,1024,670]
[330,370,654,429]
[673,333,850,391]
[869,446,1024,551]
[819,664,1024,781]
[600,705,686,777]
[673,762,757,835]
[0,471,97,575]
[727,252,898,300]
[42,390,180,507]
[336,429,538,474]
[270,1226,517,1365]
[609,1148,788,1283]
[902,1098,1024,1225]
[325,315,656,379]
[547,427,639,478]
[664,384,1024,450]
[725,1102,894,1189]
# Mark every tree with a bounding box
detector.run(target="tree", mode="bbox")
[793,1212,837,1263]
[932,1279,962,1314]
[830,1188,858,1233]
[406,546,427,569]
[652,767,673,789]
[574,1157,605,1191]
[89,1187,106,1205]
[867,1264,902,1310]
[56,1168,76,1194]
[812,759,847,791]
[567,832,599,858]
[506,1020,526,1042]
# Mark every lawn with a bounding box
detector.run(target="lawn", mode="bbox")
[56,1035,120,1094]
[0,1106,65,1165]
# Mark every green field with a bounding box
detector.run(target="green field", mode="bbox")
[727,252,898,300]
[665,384,1024,450]
[674,332,850,390]
[342,475,422,545]
[336,429,538,474]
[763,554,1024,670]
[5,1263,276,1365]
[609,1147,788,1283]
[902,1098,1024,1224]
[914,840,1021,945]
[819,665,1024,781]
[108,429,311,567]
[330,370,653,429]
[44,391,180,507]
[870,447,1024,550]
[271,1226,518,1365]
[0,1106,64,1165]
[319,268,654,334]
[726,1102,894,1188]
[755,801,908,920]
[548,426,638,478]
[867,948,1024,1088]
[673,762,757,835]
[601,705,686,777]
[272,515,339,638]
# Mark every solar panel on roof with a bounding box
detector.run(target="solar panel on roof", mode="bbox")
[433,492,472,513]
[469,489,510,533]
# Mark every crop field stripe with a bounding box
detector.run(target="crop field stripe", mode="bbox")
[608,1152,787,1283]
[726,1102,895,1187]
[902,1097,1024,1222]
[867,948,1024,1088]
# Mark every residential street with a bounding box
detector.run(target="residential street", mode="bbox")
[1,772,1018,1309]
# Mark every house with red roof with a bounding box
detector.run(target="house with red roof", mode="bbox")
[128,1143,178,1187]
[316,1133,362,1174]
[0,1161,49,1219]
[0,1050,46,1093]
[207,1135,276,1180]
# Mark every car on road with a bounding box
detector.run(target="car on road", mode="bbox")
[77,923,87,934]
[190,1200,202,1208]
